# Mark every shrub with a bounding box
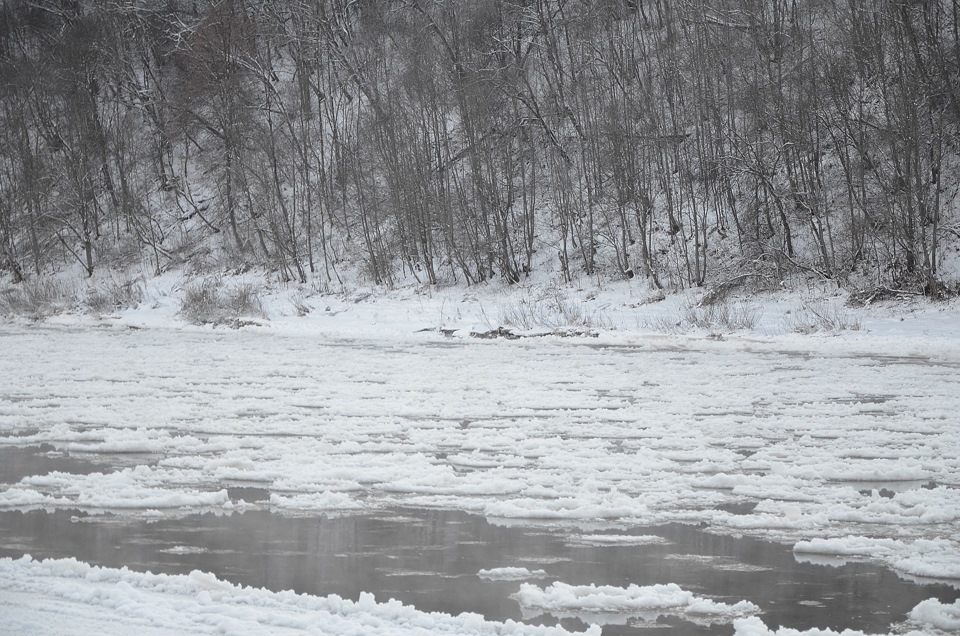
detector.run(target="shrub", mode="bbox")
[0,279,74,318]
[83,275,145,315]
[499,283,611,330]
[646,298,762,333]
[179,277,268,326]
[784,300,862,334]
[682,300,762,332]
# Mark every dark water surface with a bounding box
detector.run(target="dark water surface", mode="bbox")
[0,444,114,483]
[2,453,959,635]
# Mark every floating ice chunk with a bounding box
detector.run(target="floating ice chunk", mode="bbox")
[700,473,753,489]
[793,536,903,558]
[514,581,758,624]
[892,539,960,580]
[732,615,880,635]
[0,481,229,511]
[818,459,930,483]
[478,567,547,581]
[794,536,960,581]
[0,488,72,509]
[735,597,960,634]
[572,534,667,546]
[76,488,230,509]
[724,510,825,530]
[269,491,364,511]
[485,491,646,520]
[908,598,960,632]
[63,437,167,454]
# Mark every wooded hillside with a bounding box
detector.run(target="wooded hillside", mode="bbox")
[2,0,958,294]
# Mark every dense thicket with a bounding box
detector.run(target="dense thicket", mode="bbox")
[1,0,958,292]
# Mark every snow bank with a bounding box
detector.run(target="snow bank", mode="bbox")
[0,556,600,636]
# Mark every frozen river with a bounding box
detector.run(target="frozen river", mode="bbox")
[1,325,959,634]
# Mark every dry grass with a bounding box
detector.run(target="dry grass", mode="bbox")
[179,277,268,326]
[647,298,762,333]
[83,275,145,315]
[499,284,611,330]
[784,300,862,333]
[0,279,74,318]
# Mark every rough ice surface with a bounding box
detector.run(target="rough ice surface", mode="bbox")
[2,286,960,635]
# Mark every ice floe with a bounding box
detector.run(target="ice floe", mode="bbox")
[513,581,758,626]
[477,567,548,581]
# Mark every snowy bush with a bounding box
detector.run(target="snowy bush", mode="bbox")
[179,277,267,326]
[648,298,761,333]
[0,279,74,318]
[683,301,762,331]
[784,300,862,334]
[83,275,145,315]
[498,283,611,330]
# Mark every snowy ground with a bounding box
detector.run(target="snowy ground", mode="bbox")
[2,274,960,634]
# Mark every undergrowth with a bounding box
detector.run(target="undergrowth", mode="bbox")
[83,275,145,315]
[784,300,862,333]
[0,279,74,318]
[498,283,612,330]
[179,277,268,326]
[647,298,762,333]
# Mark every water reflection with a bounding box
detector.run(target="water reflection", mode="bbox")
[0,445,113,484]
[1,505,956,635]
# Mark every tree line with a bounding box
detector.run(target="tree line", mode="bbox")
[1,0,957,293]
